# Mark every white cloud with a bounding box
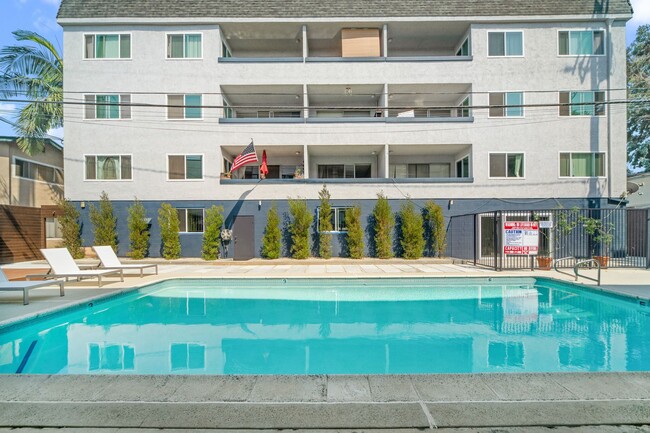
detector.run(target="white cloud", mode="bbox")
[41,0,60,5]
[32,15,60,34]
[630,0,650,25]
[0,103,18,116]
[46,127,63,139]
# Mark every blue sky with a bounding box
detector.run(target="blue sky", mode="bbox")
[0,0,649,138]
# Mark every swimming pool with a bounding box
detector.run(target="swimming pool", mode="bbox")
[0,277,648,375]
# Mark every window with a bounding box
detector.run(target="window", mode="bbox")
[14,158,63,184]
[85,155,132,180]
[167,34,202,58]
[170,343,205,370]
[488,31,523,56]
[45,217,63,239]
[222,42,232,58]
[489,92,524,117]
[317,164,371,179]
[223,158,232,174]
[168,94,202,119]
[223,100,234,118]
[177,208,204,232]
[457,97,471,118]
[168,155,203,180]
[559,91,605,117]
[559,152,606,177]
[489,153,524,178]
[456,155,470,178]
[84,94,131,119]
[456,37,470,56]
[559,30,605,55]
[84,34,130,59]
[318,207,351,233]
[88,343,135,371]
[389,163,450,178]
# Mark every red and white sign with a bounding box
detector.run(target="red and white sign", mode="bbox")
[503,221,539,255]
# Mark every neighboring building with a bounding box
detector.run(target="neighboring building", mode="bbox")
[627,172,650,209]
[56,0,633,258]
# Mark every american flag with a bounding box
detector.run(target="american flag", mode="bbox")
[230,140,258,173]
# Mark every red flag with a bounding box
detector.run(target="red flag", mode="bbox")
[230,140,258,173]
[260,150,269,177]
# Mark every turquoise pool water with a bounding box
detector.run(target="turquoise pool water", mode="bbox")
[0,277,648,375]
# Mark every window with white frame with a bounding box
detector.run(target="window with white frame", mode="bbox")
[84,34,131,59]
[457,96,471,118]
[559,91,605,116]
[559,152,606,177]
[489,92,524,117]
[558,30,605,56]
[318,207,351,233]
[177,208,204,233]
[14,158,63,184]
[170,343,205,370]
[317,164,371,179]
[222,41,232,58]
[88,343,135,371]
[456,155,470,178]
[456,37,470,56]
[84,94,131,119]
[488,31,523,56]
[168,94,202,119]
[166,34,202,58]
[489,153,524,178]
[85,155,132,180]
[168,155,203,180]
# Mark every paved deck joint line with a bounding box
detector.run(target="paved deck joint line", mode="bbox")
[410,377,437,429]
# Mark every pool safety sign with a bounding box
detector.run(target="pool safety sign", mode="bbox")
[503,221,539,255]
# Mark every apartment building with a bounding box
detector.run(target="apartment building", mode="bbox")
[56,0,633,258]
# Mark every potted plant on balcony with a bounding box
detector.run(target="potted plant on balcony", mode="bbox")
[293,168,304,179]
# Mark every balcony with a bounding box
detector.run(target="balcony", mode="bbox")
[220,85,304,123]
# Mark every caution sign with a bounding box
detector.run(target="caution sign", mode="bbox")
[503,221,539,255]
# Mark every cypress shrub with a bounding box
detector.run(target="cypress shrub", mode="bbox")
[424,201,447,257]
[158,203,181,259]
[318,185,332,259]
[373,193,394,258]
[89,191,118,251]
[127,198,149,259]
[288,198,312,259]
[399,200,425,259]
[57,197,85,259]
[262,204,281,259]
[202,205,224,260]
[345,205,364,259]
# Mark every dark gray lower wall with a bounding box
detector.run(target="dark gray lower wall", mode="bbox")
[73,197,618,259]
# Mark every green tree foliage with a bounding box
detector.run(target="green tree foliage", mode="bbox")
[202,205,224,260]
[288,198,313,259]
[318,185,332,259]
[262,204,282,259]
[345,205,364,259]
[373,193,394,258]
[424,201,447,257]
[127,198,149,259]
[158,203,181,259]
[57,197,84,259]
[628,24,650,171]
[0,31,63,155]
[89,191,117,251]
[399,200,425,259]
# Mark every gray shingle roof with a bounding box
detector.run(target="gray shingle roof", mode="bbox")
[57,0,633,20]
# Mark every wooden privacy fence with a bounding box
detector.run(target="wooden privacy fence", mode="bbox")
[0,205,63,264]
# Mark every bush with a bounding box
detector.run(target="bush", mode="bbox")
[262,204,281,259]
[373,193,394,258]
[158,203,181,259]
[424,201,447,257]
[345,205,364,259]
[89,191,118,251]
[127,198,149,259]
[202,205,224,260]
[318,185,332,259]
[288,198,313,259]
[399,200,425,259]
[57,197,84,259]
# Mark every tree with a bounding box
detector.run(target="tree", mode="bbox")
[57,198,84,259]
[372,193,394,258]
[424,201,447,257]
[262,204,281,259]
[89,191,118,251]
[158,203,181,259]
[399,200,425,259]
[345,205,364,259]
[0,30,63,155]
[318,185,332,259]
[202,205,224,260]
[127,198,149,259]
[288,198,312,259]
[628,24,650,172]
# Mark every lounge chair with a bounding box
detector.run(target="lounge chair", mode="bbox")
[92,246,158,277]
[0,268,64,305]
[28,248,123,287]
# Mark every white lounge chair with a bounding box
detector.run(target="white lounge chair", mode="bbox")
[28,248,123,287]
[0,268,64,305]
[92,246,158,277]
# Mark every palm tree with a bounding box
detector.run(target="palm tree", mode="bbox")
[0,30,63,155]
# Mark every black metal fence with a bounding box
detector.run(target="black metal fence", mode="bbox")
[448,208,650,270]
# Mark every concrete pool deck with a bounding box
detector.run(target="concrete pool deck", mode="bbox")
[0,258,649,431]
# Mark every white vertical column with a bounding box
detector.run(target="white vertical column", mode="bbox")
[303,143,309,178]
[303,84,309,119]
[302,25,308,60]
[383,144,389,178]
[383,83,389,117]
[382,24,388,57]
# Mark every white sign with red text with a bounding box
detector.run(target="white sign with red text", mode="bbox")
[503,221,539,255]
